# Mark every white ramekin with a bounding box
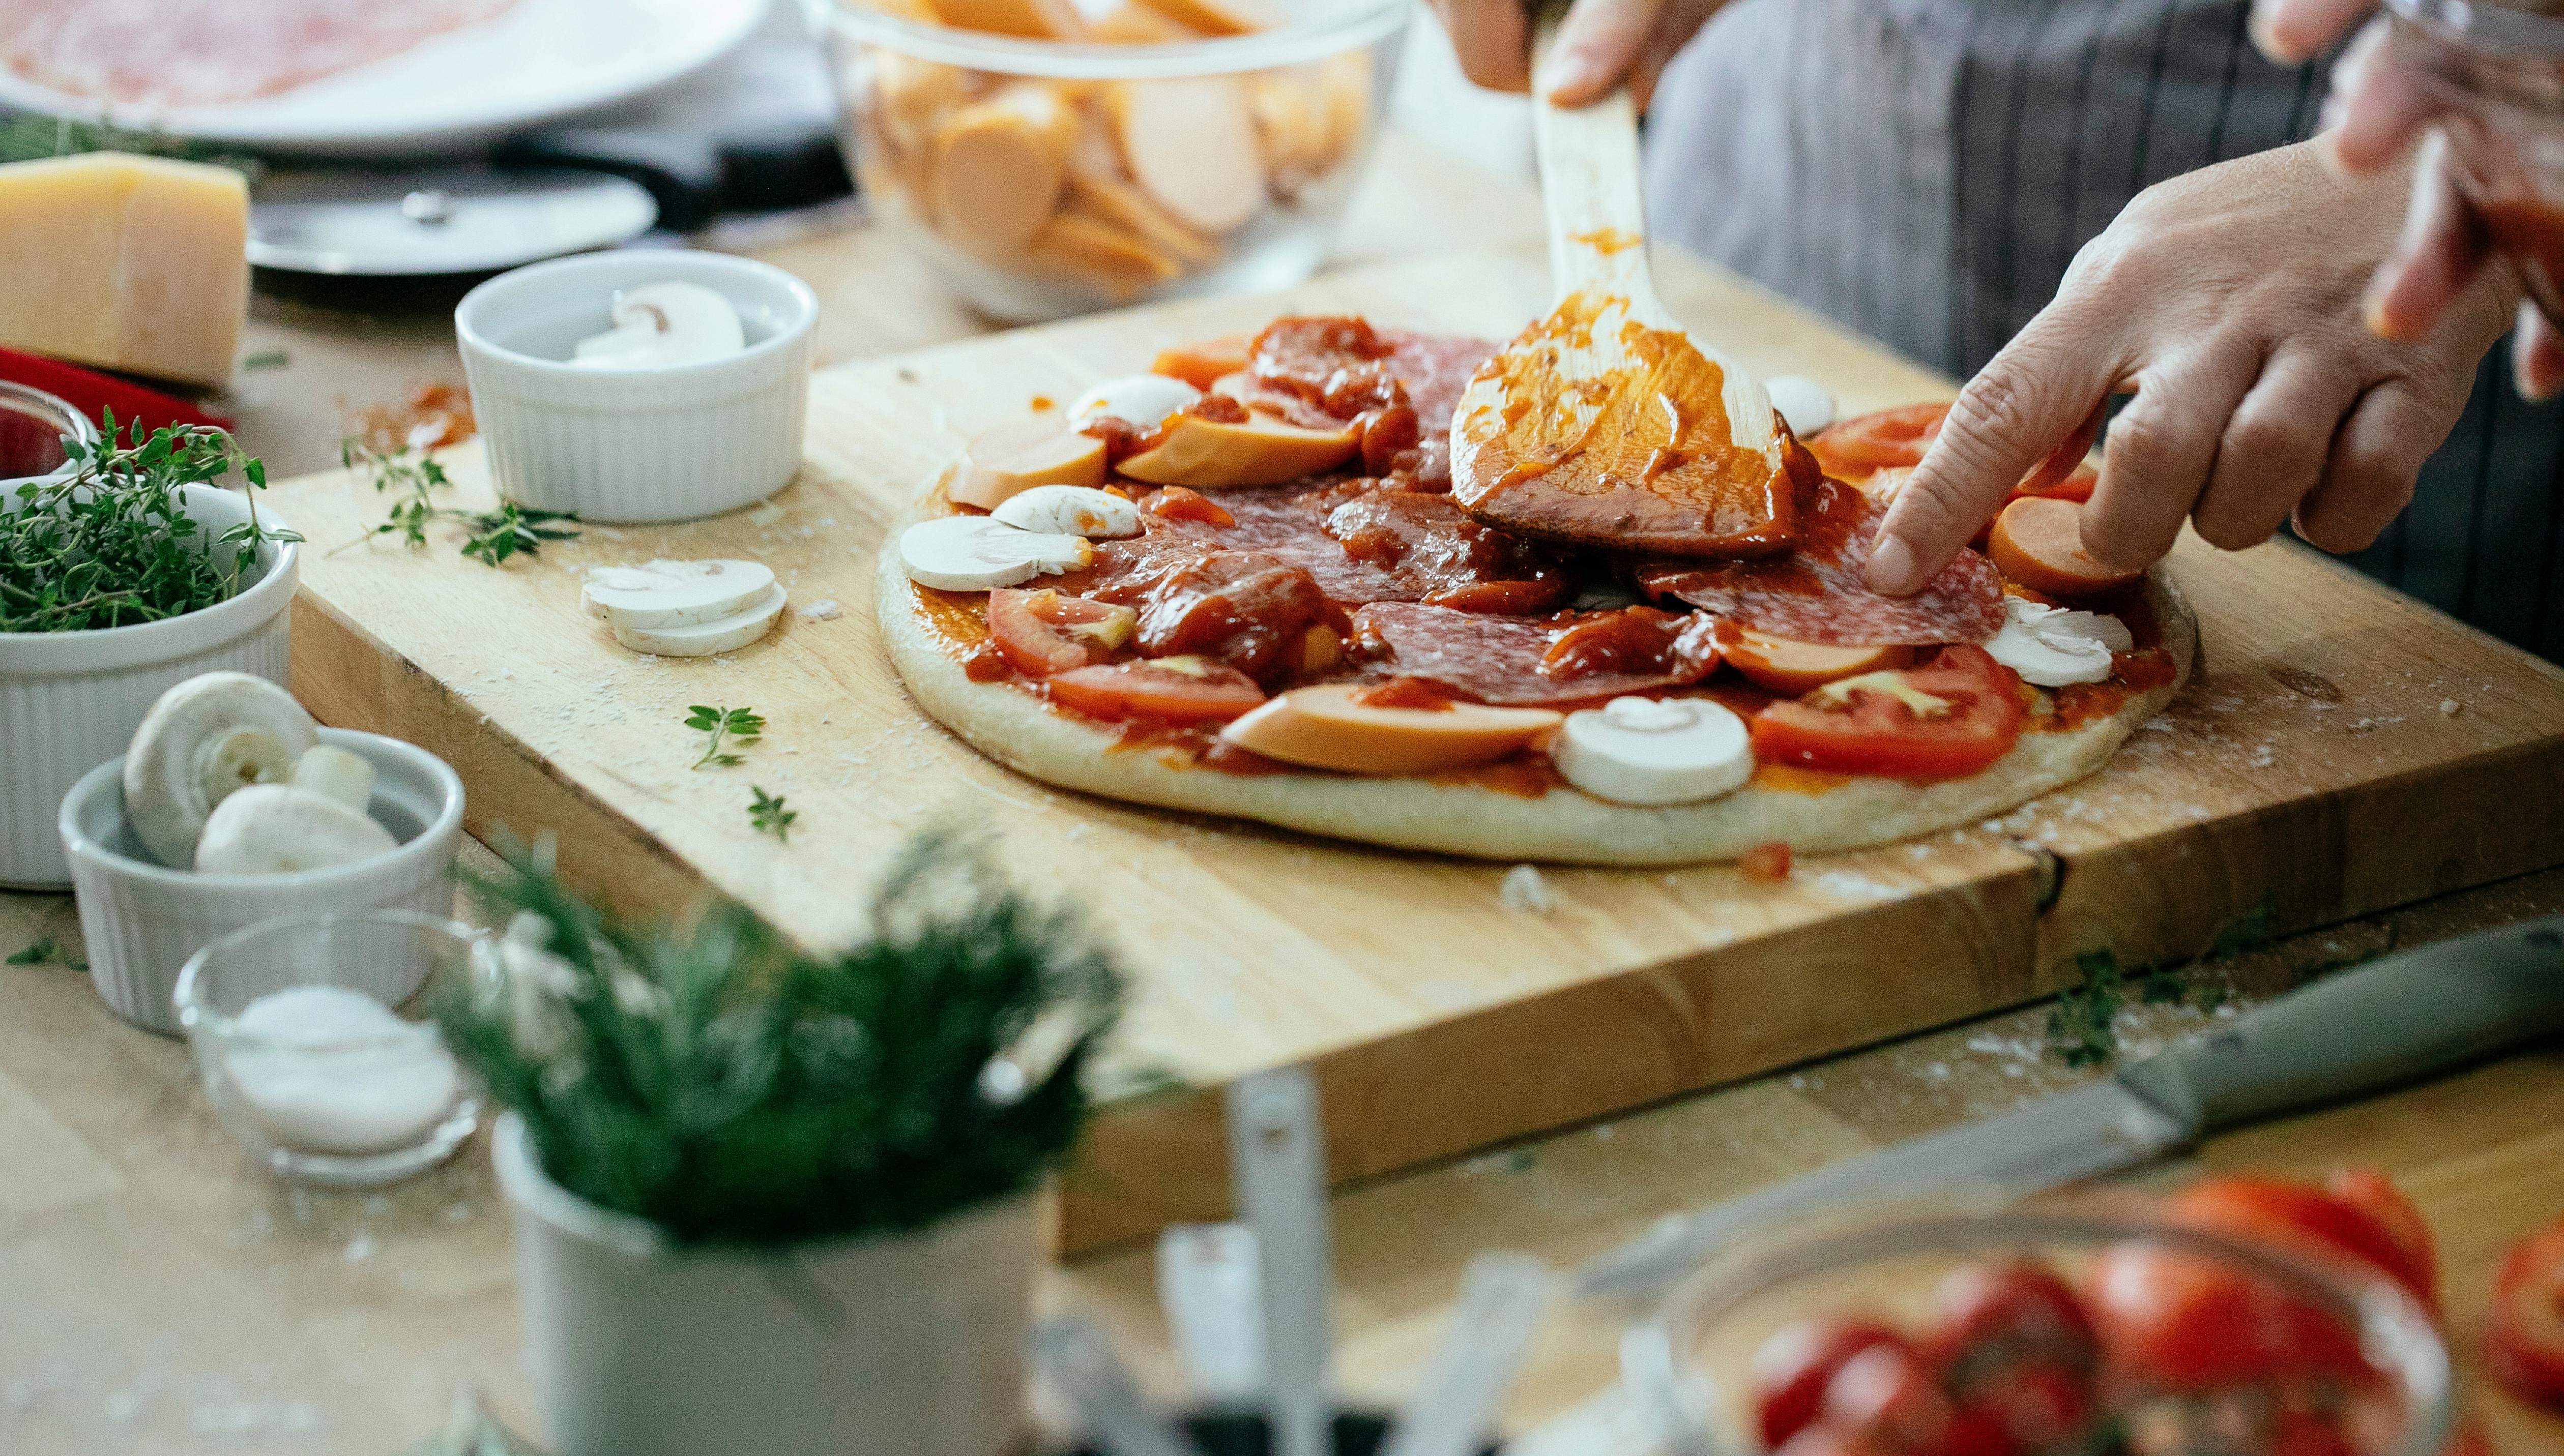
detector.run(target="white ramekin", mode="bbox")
[1,482,298,890]
[455,251,819,524]
[57,727,467,1034]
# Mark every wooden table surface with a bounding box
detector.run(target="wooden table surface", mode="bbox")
[2,130,2561,1455]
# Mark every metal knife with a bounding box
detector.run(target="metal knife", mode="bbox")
[1575,915,2564,1302]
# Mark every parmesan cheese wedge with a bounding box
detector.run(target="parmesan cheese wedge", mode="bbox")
[1553,696,1752,806]
[607,583,789,658]
[951,419,1109,509]
[1219,685,1561,774]
[1117,410,1359,487]
[933,85,1079,254]
[899,515,1094,591]
[992,484,1143,538]
[0,153,249,387]
[1109,78,1267,234]
[581,559,778,629]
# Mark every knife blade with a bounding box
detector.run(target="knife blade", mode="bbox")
[1576,914,2564,1302]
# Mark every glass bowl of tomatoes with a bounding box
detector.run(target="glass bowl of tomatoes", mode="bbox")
[1623,1191,2454,1456]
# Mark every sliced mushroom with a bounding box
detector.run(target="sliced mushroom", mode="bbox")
[194,785,398,876]
[570,281,746,370]
[123,672,321,869]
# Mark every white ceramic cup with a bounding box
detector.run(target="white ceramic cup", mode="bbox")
[2,481,298,890]
[455,251,818,523]
[57,727,466,1034]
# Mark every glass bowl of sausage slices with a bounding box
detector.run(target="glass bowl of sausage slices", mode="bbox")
[809,0,1408,321]
[1624,1173,2464,1456]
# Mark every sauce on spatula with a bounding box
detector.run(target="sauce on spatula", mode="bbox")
[1451,291,1794,556]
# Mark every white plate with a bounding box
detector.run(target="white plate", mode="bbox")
[0,0,771,156]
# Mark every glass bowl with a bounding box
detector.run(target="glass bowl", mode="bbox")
[2384,0,2564,322]
[0,380,94,484]
[807,0,1412,322]
[173,910,488,1187]
[1622,1201,2454,1456]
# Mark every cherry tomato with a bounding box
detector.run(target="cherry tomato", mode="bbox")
[2483,1217,2564,1408]
[1751,1319,1912,1450]
[2085,1236,2367,1390]
[2324,1168,2438,1310]
[986,588,1135,677]
[1750,644,2026,780]
[2169,1176,2433,1305]
[1808,403,1947,479]
[1926,1261,2097,1376]
[1043,658,1265,723]
[1956,1361,2093,1454]
[1821,1345,1957,1452]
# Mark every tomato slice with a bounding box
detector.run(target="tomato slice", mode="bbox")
[1750,644,2026,780]
[987,588,1137,677]
[1045,658,1266,723]
[2484,1217,2564,1408]
[1809,403,1947,479]
[2085,1236,2369,1389]
[2324,1168,2438,1309]
[2169,1175,2433,1305]
[1149,334,1252,390]
[1925,1261,2097,1377]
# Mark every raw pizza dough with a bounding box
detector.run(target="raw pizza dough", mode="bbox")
[876,484,2197,866]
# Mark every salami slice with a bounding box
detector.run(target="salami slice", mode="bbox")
[1155,483,1572,613]
[1352,601,1718,706]
[1635,473,2005,647]
[1379,329,1496,434]
[1231,317,1496,436]
[1067,524,1334,686]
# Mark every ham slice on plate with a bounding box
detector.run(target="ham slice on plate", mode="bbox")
[1635,470,2006,648]
[1351,601,1720,706]
[3,0,519,105]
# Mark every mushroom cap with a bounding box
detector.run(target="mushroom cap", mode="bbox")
[121,672,319,869]
[193,784,398,876]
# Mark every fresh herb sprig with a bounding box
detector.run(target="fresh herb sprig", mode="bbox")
[345,439,575,567]
[5,937,85,971]
[2045,898,2269,1066]
[686,705,763,769]
[748,787,797,842]
[0,113,261,179]
[438,830,1125,1245]
[1,413,298,634]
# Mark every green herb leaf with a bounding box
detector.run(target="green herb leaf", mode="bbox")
[438,828,1125,1245]
[748,787,797,842]
[343,440,574,566]
[240,350,290,371]
[1,417,296,634]
[688,705,764,770]
[6,937,57,966]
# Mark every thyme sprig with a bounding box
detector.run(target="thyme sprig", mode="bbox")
[344,439,575,567]
[686,705,763,769]
[438,830,1125,1244]
[748,786,797,842]
[1,413,297,635]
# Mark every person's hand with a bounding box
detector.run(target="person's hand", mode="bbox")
[1864,142,2519,596]
[2252,0,2564,397]
[1426,0,1729,108]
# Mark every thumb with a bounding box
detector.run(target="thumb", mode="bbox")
[1544,0,1668,105]
[1868,319,2112,595]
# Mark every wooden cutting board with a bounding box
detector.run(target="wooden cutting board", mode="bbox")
[268,244,2564,1254]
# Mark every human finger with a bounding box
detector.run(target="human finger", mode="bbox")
[1437,0,1532,92]
[2251,0,2373,64]
[1624,0,1725,111]
[2080,340,2264,570]
[2191,349,2360,550]
[1545,0,1666,105]
[2294,383,2441,551]
[2364,134,2495,340]
[1869,313,2119,595]
[2517,304,2564,402]
[2322,19,2442,173]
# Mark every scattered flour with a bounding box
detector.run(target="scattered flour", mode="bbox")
[1806,869,1901,903]
[798,599,842,621]
[1500,864,1555,914]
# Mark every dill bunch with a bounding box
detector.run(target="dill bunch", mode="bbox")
[1,413,297,634]
[440,830,1125,1245]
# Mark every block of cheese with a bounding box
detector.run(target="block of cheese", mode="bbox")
[0,153,249,388]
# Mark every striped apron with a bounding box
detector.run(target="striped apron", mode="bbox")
[1642,0,2564,658]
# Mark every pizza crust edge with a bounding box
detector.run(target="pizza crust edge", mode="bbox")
[871,508,2197,867]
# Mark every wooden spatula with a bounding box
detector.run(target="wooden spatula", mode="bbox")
[1447,14,1792,559]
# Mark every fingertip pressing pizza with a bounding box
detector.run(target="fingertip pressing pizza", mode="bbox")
[877,314,2194,865]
